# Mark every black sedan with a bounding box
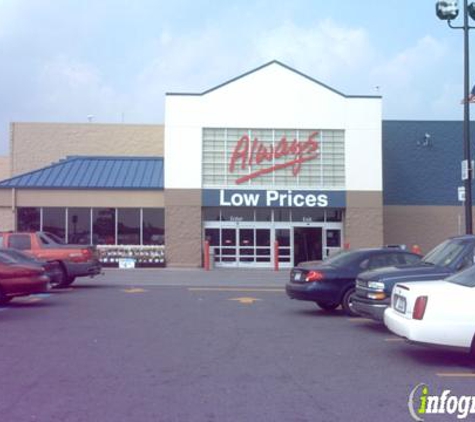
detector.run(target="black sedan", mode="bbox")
[286,248,421,316]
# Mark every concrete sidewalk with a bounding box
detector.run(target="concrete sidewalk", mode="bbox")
[88,267,290,287]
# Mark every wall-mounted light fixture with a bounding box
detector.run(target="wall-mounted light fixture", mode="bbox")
[417,133,432,147]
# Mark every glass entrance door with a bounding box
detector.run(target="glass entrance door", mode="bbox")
[221,228,237,263]
[205,226,271,267]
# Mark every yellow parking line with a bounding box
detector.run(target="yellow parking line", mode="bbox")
[188,287,285,292]
[384,337,405,342]
[122,288,147,293]
[347,317,374,323]
[437,373,475,378]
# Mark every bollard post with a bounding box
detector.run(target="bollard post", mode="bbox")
[204,240,210,271]
[274,240,279,271]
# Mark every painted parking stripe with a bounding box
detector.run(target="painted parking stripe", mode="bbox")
[384,337,405,342]
[122,288,148,293]
[229,297,262,304]
[347,317,375,323]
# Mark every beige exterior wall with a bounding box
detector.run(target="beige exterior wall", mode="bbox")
[384,205,465,254]
[0,207,15,231]
[0,189,164,208]
[0,156,10,181]
[10,122,164,176]
[165,189,202,267]
[19,190,163,208]
[345,191,384,249]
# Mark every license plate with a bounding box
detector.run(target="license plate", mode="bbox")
[294,272,302,281]
[394,295,406,313]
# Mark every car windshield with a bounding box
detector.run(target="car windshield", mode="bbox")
[447,265,475,287]
[43,232,65,245]
[422,239,469,267]
[321,250,363,268]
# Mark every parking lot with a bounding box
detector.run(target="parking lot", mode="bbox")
[0,268,473,422]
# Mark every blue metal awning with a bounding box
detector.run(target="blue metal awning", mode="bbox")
[0,156,164,190]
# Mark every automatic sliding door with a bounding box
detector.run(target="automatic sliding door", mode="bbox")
[239,228,255,263]
[221,228,237,263]
[204,226,272,267]
[276,229,291,264]
[256,229,271,263]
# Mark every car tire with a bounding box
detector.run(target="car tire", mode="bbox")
[51,263,69,289]
[64,276,76,286]
[341,288,358,317]
[0,289,12,305]
[470,334,475,364]
[315,301,339,311]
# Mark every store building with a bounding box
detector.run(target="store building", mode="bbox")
[0,123,167,266]
[164,61,383,267]
[0,61,469,268]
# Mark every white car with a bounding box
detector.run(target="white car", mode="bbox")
[384,265,475,356]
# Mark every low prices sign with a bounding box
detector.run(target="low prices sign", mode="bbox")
[202,189,346,208]
[229,131,319,184]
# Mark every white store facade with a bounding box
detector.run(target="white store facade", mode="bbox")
[164,61,383,268]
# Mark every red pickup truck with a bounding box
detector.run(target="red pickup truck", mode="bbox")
[0,232,102,288]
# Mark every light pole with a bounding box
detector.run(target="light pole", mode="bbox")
[436,0,475,234]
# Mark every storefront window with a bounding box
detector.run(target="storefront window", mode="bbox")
[68,208,91,245]
[326,230,341,247]
[326,209,343,222]
[17,208,40,232]
[117,209,140,245]
[143,208,164,245]
[93,208,116,245]
[43,208,66,241]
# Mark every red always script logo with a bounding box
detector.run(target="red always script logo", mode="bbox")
[229,131,320,184]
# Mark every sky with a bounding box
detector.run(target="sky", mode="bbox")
[0,0,472,154]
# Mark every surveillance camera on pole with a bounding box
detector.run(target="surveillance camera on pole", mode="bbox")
[436,0,459,20]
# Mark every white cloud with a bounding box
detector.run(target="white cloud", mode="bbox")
[253,19,375,83]
[370,36,454,118]
[0,2,466,155]
[36,56,125,122]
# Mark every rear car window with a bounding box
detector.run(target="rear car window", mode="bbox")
[368,255,392,269]
[39,235,51,245]
[447,264,475,287]
[399,253,421,265]
[9,235,31,250]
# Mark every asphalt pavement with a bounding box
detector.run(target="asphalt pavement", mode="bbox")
[0,269,474,422]
[101,267,290,287]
